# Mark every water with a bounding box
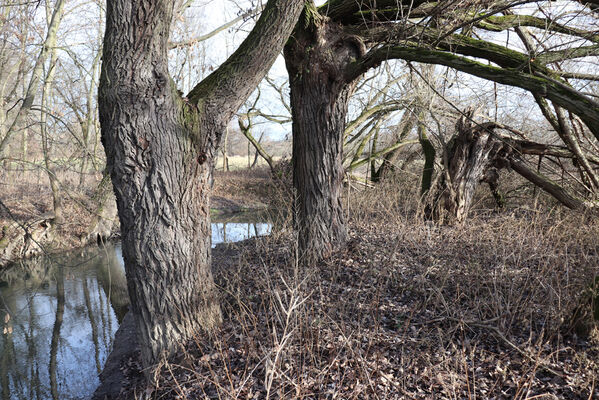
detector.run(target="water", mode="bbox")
[0,218,271,400]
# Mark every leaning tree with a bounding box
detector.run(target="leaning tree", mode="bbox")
[285,0,599,262]
[99,0,303,371]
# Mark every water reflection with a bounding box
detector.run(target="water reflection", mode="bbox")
[0,220,270,400]
[0,248,122,400]
[211,222,271,246]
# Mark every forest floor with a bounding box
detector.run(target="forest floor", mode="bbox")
[110,174,599,400]
[211,169,274,214]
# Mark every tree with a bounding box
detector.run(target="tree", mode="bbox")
[285,0,599,262]
[433,113,596,222]
[0,0,66,159]
[284,4,367,264]
[98,0,303,371]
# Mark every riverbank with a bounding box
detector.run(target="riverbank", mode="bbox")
[0,168,275,268]
[96,196,599,399]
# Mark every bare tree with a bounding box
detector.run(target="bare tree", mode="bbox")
[286,0,599,262]
[0,0,66,159]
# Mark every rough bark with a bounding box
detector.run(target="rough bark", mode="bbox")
[435,113,507,223]
[285,9,365,263]
[482,167,505,208]
[433,115,595,219]
[100,2,220,371]
[99,0,303,372]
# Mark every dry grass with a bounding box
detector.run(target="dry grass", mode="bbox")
[213,168,272,200]
[122,173,599,399]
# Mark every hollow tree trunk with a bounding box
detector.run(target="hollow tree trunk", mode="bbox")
[436,113,506,223]
[284,12,365,263]
[100,0,303,373]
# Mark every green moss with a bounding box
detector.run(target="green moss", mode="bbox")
[303,1,321,29]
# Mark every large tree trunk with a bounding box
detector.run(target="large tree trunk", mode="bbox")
[284,10,365,264]
[100,66,222,374]
[100,0,303,373]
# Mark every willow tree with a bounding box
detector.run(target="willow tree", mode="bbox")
[99,0,303,370]
[286,0,599,262]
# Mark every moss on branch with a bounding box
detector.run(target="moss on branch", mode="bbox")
[476,15,599,43]
[347,45,599,141]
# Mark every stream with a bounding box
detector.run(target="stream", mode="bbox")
[0,216,271,400]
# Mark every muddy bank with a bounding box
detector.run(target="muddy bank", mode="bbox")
[0,170,274,269]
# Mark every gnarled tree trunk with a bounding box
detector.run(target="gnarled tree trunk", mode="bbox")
[435,113,507,223]
[434,114,596,222]
[100,0,303,372]
[284,10,365,264]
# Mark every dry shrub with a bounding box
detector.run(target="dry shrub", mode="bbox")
[213,168,272,205]
[346,168,422,226]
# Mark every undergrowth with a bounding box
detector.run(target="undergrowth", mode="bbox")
[125,172,598,399]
